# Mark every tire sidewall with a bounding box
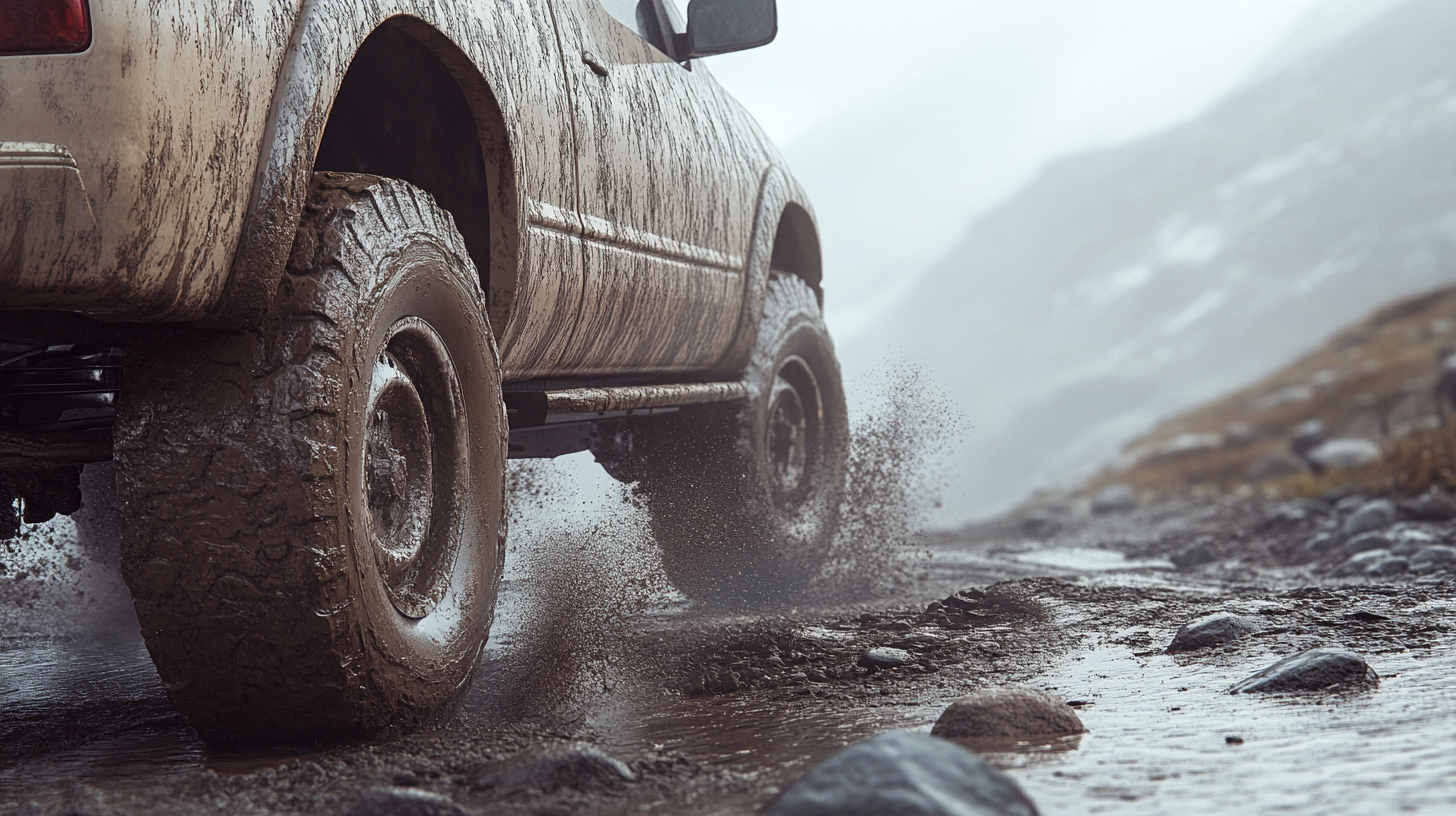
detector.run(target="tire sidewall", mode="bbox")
[334,218,504,722]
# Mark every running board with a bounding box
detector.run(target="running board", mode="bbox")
[504,381,747,460]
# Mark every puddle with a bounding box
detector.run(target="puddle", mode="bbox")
[1012,548,1174,572]
[1015,643,1456,813]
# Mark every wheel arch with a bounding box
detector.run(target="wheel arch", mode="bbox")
[206,11,520,336]
[707,166,825,379]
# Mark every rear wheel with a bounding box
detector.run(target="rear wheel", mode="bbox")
[115,174,506,744]
[632,275,848,606]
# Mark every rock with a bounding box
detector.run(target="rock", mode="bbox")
[1341,531,1392,558]
[1091,484,1137,515]
[1229,648,1379,694]
[943,589,986,611]
[760,731,1039,816]
[859,648,913,670]
[1289,420,1330,458]
[1363,555,1408,578]
[1247,452,1307,482]
[1170,539,1217,570]
[1308,438,1382,471]
[1399,488,1456,521]
[1303,529,1342,554]
[1332,549,1392,577]
[347,789,470,816]
[1410,545,1456,574]
[931,687,1084,739]
[1388,527,1441,556]
[471,742,635,794]
[1224,422,1257,444]
[1342,499,1397,538]
[1167,613,1261,652]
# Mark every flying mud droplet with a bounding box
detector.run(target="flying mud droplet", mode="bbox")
[809,362,965,603]
[503,459,674,715]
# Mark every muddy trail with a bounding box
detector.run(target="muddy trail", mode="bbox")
[3,478,1456,815]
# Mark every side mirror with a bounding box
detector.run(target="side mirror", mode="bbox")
[681,0,777,59]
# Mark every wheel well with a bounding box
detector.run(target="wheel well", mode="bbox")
[313,19,517,335]
[770,203,822,296]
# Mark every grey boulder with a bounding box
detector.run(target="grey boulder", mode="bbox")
[1342,499,1397,538]
[1167,613,1261,652]
[930,687,1084,739]
[860,647,914,670]
[1091,484,1137,515]
[1170,540,1217,570]
[1229,648,1379,694]
[1303,528,1342,554]
[1410,545,1456,574]
[1388,527,1441,556]
[1399,488,1456,521]
[760,731,1039,816]
[1341,531,1392,558]
[1332,549,1392,577]
[471,742,635,794]
[1309,438,1382,471]
[1364,555,1408,578]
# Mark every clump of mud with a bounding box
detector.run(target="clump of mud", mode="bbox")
[809,363,965,603]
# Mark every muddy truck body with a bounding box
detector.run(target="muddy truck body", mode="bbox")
[0,0,848,743]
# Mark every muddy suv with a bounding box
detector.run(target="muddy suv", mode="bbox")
[0,0,846,743]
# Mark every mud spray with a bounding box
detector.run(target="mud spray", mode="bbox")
[498,362,964,711]
[808,362,965,603]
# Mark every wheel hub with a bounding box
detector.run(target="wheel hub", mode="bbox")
[768,356,822,507]
[363,317,465,619]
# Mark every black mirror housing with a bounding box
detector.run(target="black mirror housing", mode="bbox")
[683,0,777,59]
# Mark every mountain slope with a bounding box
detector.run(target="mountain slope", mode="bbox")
[856,0,1456,522]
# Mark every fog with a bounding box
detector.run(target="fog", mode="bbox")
[707,0,1449,524]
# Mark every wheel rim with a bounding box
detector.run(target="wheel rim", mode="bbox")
[768,355,823,507]
[364,316,465,619]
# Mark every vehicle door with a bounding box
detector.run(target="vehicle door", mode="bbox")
[547,0,763,376]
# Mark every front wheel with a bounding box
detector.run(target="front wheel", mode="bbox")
[632,275,849,607]
[115,174,506,743]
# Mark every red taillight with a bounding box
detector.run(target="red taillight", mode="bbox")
[0,0,92,56]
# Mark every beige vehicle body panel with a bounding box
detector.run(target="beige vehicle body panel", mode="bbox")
[0,0,820,382]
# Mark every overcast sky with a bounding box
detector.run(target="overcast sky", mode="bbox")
[701,0,1373,343]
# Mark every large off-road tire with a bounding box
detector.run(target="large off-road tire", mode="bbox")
[114,174,506,744]
[633,275,848,606]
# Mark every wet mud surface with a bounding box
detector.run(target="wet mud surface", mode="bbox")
[4,491,1456,814]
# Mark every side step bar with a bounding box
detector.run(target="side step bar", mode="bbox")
[504,381,747,460]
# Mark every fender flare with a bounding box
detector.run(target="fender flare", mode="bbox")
[205,4,514,328]
[706,164,823,379]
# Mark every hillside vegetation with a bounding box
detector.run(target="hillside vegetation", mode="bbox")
[1094,284,1456,499]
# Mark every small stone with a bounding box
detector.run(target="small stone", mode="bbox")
[1341,531,1393,558]
[931,686,1084,739]
[1342,499,1397,538]
[1410,545,1456,574]
[1289,420,1329,458]
[1167,613,1261,652]
[1229,648,1379,694]
[471,742,635,794]
[859,648,913,670]
[1388,527,1441,556]
[1308,438,1382,471]
[1363,556,1408,578]
[1399,488,1456,521]
[1248,452,1307,482]
[1332,549,1392,577]
[1303,529,1342,554]
[760,731,1040,816]
[1225,736,1244,745]
[347,788,469,816]
[1170,539,1217,570]
[1092,484,1138,515]
[944,590,985,612]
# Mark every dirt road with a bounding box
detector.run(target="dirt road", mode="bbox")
[3,484,1455,815]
